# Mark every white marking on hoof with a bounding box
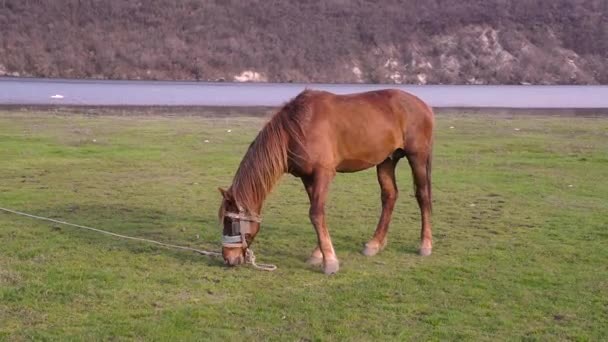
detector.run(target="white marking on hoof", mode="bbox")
[323,259,339,275]
[307,255,323,267]
[419,247,432,256]
[363,243,380,257]
[362,240,386,257]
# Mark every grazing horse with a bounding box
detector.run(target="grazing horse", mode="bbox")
[218,89,434,274]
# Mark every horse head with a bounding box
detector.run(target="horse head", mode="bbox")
[218,187,261,266]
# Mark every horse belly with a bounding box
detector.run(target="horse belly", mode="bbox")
[335,134,400,172]
[336,158,378,172]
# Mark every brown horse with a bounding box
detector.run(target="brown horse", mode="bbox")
[218,89,434,274]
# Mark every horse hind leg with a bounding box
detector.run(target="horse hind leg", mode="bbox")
[363,158,399,256]
[406,150,433,256]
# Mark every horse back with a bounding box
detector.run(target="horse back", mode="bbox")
[287,89,433,173]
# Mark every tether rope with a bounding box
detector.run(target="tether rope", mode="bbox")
[0,206,276,271]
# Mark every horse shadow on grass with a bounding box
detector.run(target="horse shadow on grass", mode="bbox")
[22,203,345,271]
[24,203,226,268]
[22,203,425,273]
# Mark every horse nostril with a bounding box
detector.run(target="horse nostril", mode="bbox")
[225,255,244,266]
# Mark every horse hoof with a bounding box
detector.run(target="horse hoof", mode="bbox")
[419,247,432,257]
[307,255,323,267]
[323,260,340,275]
[362,240,386,257]
[363,243,380,256]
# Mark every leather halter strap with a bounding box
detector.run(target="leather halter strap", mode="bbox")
[221,211,261,248]
[224,211,261,223]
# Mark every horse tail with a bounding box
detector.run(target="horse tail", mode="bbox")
[426,104,434,214]
[397,90,434,213]
[427,137,433,213]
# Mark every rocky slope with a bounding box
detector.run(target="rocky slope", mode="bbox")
[1,0,606,84]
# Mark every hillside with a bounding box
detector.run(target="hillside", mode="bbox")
[1,0,607,84]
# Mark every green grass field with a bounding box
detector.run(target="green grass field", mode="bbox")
[0,110,606,341]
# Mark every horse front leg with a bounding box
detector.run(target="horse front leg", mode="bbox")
[364,158,399,256]
[307,246,323,266]
[301,178,323,266]
[302,171,339,274]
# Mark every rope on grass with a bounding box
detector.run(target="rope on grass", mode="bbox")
[0,206,276,271]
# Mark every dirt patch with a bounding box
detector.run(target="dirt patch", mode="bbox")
[0,268,22,286]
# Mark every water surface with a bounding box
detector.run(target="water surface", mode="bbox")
[1,77,607,108]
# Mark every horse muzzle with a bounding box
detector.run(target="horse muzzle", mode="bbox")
[224,253,245,266]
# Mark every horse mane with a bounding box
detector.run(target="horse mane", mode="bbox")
[230,90,313,214]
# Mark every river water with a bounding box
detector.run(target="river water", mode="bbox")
[1,77,607,108]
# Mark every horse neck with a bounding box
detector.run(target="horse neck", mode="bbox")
[231,120,289,215]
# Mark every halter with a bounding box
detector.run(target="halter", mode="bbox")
[221,210,262,249]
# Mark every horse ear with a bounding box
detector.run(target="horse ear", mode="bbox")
[218,187,232,200]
